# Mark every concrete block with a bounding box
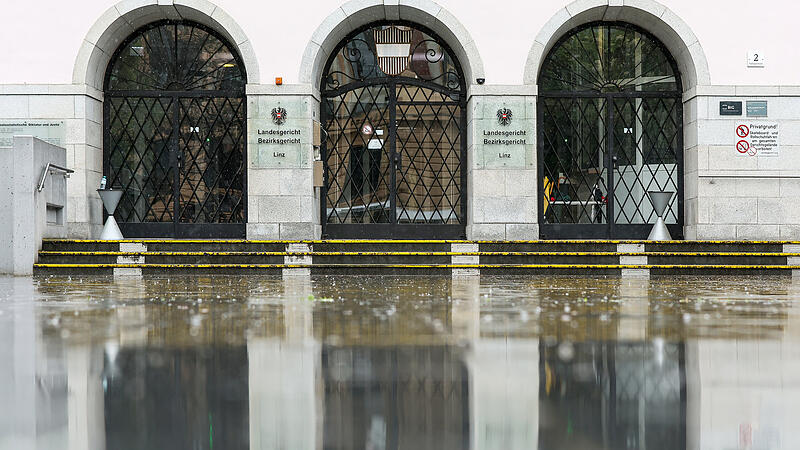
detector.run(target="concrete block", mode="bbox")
[29,96,75,119]
[279,168,313,196]
[708,197,757,224]
[259,196,305,223]
[697,177,736,198]
[737,178,779,197]
[247,223,280,239]
[451,243,478,253]
[684,225,697,240]
[468,223,505,240]
[696,224,737,240]
[783,232,800,242]
[471,169,505,196]
[736,225,779,240]
[452,255,479,265]
[280,222,315,240]
[620,255,648,265]
[247,195,259,222]
[248,169,281,196]
[706,145,759,171]
[618,243,645,253]
[474,196,536,223]
[504,169,537,196]
[0,96,29,117]
[505,223,539,240]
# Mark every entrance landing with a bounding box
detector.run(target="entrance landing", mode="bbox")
[34,240,800,278]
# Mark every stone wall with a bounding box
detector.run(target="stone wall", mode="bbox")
[0,85,103,239]
[685,87,800,239]
[245,84,319,239]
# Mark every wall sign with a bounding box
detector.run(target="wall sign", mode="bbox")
[720,101,742,116]
[482,108,529,167]
[747,51,765,68]
[735,122,779,157]
[252,105,305,168]
[0,120,65,147]
[746,101,768,117]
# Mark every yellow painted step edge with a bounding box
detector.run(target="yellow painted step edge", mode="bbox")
[40,239,800,245]
[32,263,799,269]
[37,251,800,257]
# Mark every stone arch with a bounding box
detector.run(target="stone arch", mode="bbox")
[73,0,260,91]
[524,0,710,91]
[299,0,484,88]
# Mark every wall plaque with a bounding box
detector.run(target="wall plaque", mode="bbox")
[0,120,65,147]
[720,101,742,116]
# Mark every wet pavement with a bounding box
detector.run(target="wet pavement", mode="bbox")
[1,275,799,450]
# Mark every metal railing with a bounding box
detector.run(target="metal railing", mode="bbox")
[37,163,74,192]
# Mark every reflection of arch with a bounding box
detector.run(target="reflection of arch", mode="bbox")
[73,0,259,90]
[300,0,484,87]
[524,0,710,90]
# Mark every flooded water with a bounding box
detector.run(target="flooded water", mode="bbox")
[1,275,798,450]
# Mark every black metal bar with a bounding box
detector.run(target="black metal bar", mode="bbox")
[171,93,180,237]
[105,90,243,98]
[324,223,465,240]
[607,94,616,238]
[389,81,398,225]
[540,91,680,99]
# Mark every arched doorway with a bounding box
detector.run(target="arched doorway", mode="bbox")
[538,22,683,239]
[320,22,467,239]
[103,20,247,238]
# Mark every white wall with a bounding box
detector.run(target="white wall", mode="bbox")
[1,0,799,87]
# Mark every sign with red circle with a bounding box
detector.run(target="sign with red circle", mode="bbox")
[736,140,750,153]
[736,124,750,138]
[361,123,374,135]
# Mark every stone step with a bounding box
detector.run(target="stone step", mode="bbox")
[34,239,800,277]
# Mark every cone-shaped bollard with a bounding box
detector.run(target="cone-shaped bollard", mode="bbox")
[647,191,674,241]
[98,189,124,240]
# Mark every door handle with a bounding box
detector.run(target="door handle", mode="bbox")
[612,155,618,168]
[393,153,402,171]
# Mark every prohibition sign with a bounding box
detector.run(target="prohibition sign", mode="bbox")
[736,140,750,153]
[736,124,750,138]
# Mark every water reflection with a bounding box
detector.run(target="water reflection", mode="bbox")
[0,275,799,449]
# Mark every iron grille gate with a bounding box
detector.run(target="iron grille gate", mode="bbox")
[322,81,467,239]
[320,21,468,240]
[104,93,246,238]
[538,93,683,239]
[537,22,684,239]
[103,21,247,238]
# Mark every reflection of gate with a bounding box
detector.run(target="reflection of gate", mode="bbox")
[321,23,467,239]
[103,21,246,238]
[537,22,684,239]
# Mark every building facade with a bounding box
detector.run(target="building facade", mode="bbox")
[1,0,798,240]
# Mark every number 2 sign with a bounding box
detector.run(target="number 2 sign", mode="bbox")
[747,51,765,68]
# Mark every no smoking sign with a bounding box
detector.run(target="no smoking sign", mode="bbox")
[735,122,779,157]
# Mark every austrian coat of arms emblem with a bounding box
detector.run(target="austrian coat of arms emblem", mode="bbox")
[497,108,512,126]
[271,107,287,125]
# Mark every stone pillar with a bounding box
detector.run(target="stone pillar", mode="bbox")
[467,86,538,240]
[246,84,320,239]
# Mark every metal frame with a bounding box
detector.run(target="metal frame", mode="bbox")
[537,21,684,240]
[320,21,468,240]
[102,20,247,238]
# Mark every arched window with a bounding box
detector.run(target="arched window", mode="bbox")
[104,21,247,238]
[538,22,683,239]
[320,22,467,239]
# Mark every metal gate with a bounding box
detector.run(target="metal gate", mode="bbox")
[537,22,683,239]
[103,21,246,238]
[321,22,467,239]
